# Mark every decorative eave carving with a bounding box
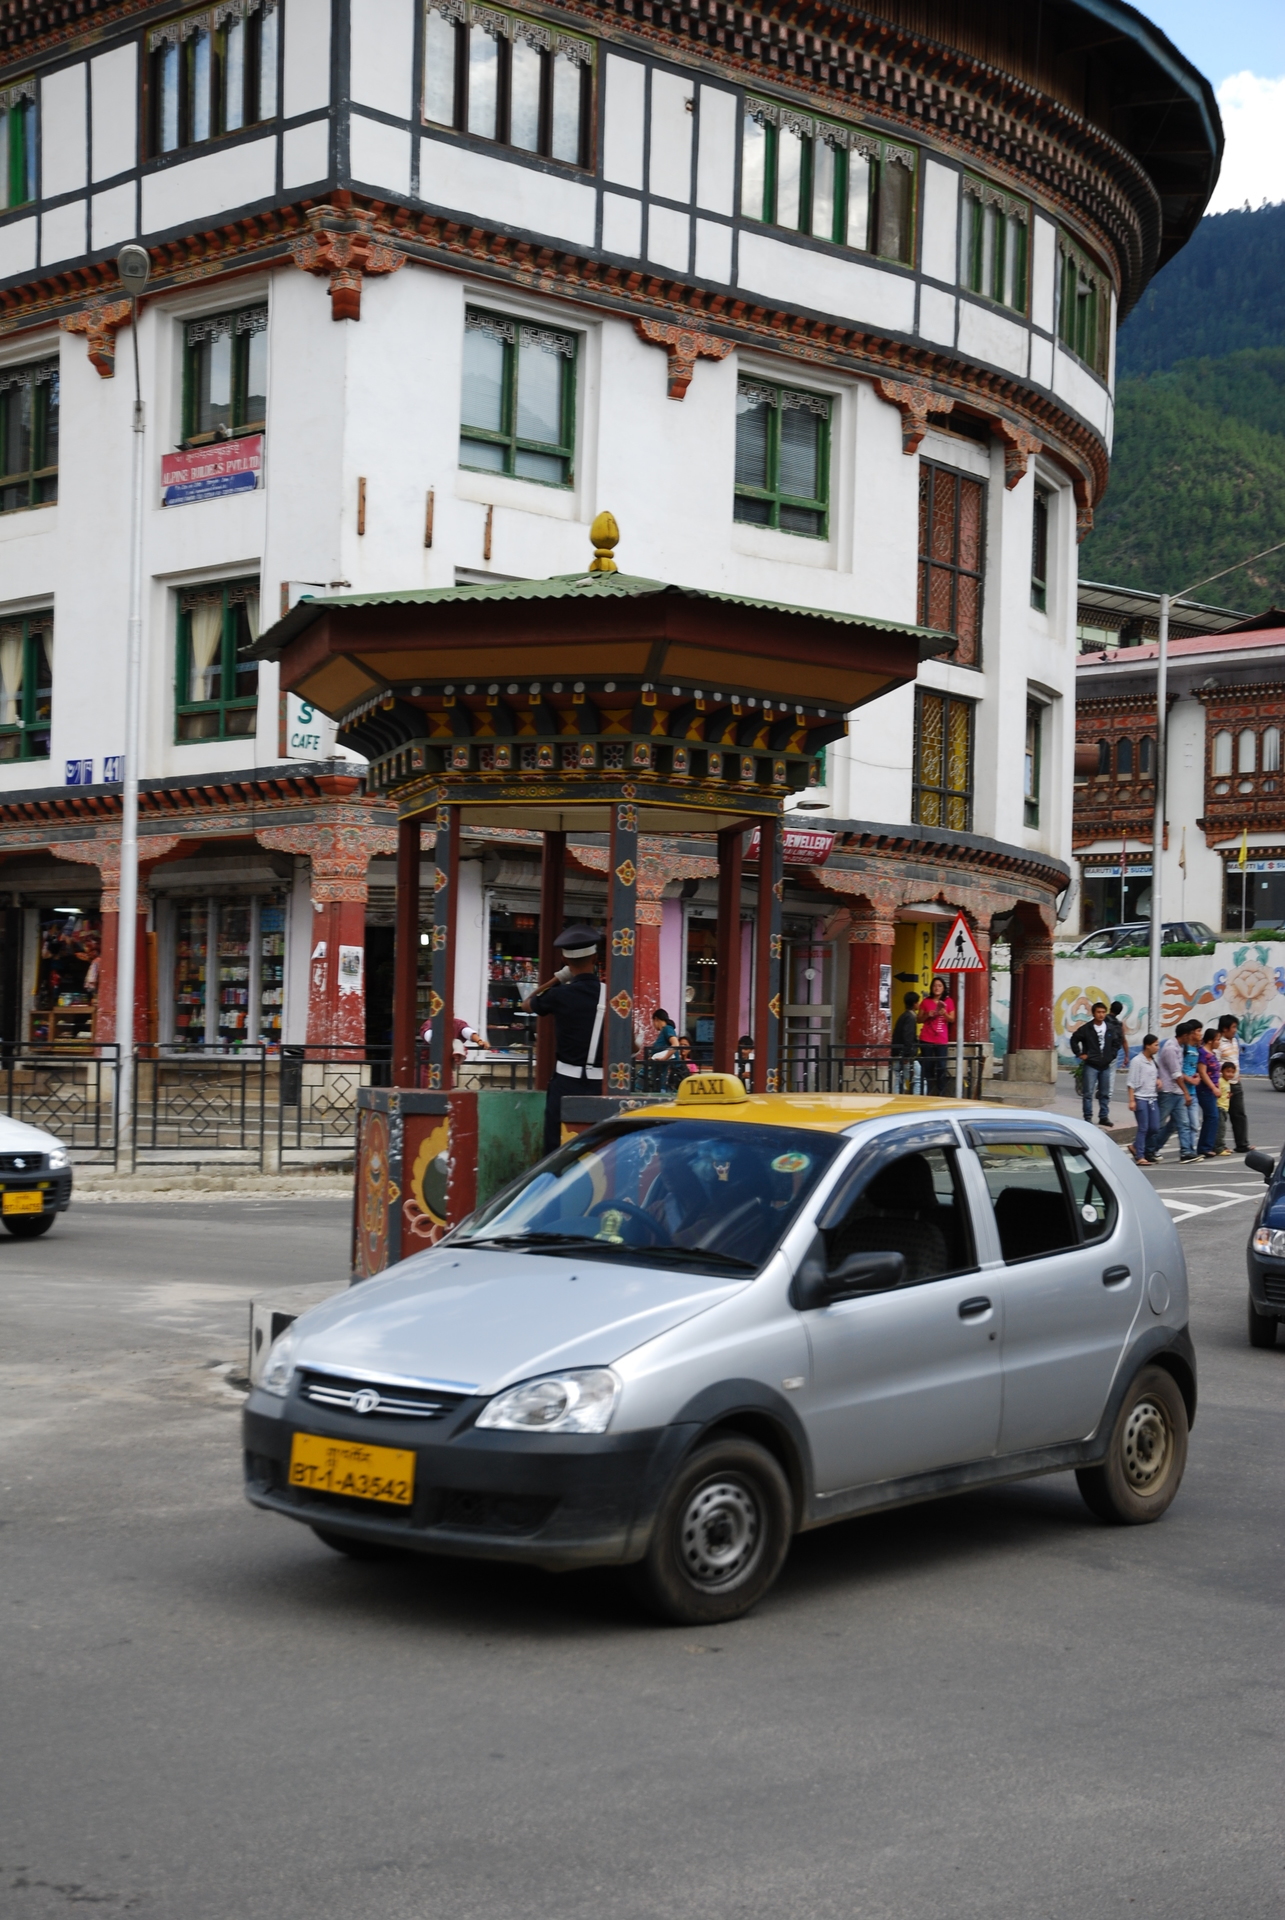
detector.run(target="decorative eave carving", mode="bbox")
[993,418,1043,489]
[634,317,733,399]
[59,295,132,377]
[287,202,407,320]
[874,378,954,454]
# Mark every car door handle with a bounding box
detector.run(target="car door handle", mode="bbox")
[1102,1265,1131,1287]
[958,1296,992,1319]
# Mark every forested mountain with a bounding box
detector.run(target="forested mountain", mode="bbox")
[1080,204,1285,611]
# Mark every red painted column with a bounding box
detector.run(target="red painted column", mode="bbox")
[535,831,565,1092]
[392,814,420,1087]
[1016,937,1055,1051]
[634,898,662,1046]
[966,932,991,1046]
[713,824,743,1073]
[305,892,368,1051]
[844,917,896,1055]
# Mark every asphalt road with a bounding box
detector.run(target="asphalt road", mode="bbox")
[2,1102,1283,1919]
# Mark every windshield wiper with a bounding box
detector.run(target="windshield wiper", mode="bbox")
[455,1232,755,1270]
[456,1231,606,1250]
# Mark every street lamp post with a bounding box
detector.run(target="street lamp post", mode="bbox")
[1147,539,1285,1039]
[115,244,150,1167]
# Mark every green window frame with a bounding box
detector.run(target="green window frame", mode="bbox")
[423,0,594,169]
[0,611,52,763]
[0,83,36,209]
[460,308,577,486]
[1024,700,1042,828]
[912,688,973,832]
[148,1,279,157]
[1058,235,1110,375]
[0,360,59,513]
[734,378,830,538]
[175,578,261,743]
[962,177,1028,313]
[740,101,916,265]
[182,305,267,447]
[1031,485,1049,612]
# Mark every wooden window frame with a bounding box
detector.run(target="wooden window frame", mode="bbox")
[741,100,917,265]
[912,688,974,832]
[422,0,595,170]
[181,305,268,448]
[0,85,36,208]
[146,1,280,159]
[918,460,986,670]
[962,177,1029,314]
[459,307,577,487]
[0,359,58,513]
[1057,234,1110,376]
[1031,485,1049,612]
[0,612,53,763]
[733,377,831,538]
[1024,700,1042,829]
[174,578,261,744]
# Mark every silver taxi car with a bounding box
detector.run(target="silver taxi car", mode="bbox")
[243,1075,1195,1624]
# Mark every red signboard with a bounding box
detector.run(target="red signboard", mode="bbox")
[161,433,263,506]
[746,826,835,865]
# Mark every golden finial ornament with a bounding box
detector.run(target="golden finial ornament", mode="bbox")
[588,510,620,573]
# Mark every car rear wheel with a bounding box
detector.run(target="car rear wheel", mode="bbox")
[2,1212,55,1239]
[1075,1366,1188,1524]
[311,1526,405,1561]
[630,1437,793,1625]
[1248,1295,1279,1349]
[1270,1060,1285,1093]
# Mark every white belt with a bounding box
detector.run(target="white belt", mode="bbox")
[556,1061,603,1081]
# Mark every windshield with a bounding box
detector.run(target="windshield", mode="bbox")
[454,1119,846,1270]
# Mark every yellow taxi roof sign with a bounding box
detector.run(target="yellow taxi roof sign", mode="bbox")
[673,1072,748,1105]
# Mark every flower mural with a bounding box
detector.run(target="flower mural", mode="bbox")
[1046,941,1285,1072]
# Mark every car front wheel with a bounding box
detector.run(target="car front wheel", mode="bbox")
[1248,1295,1279,1349]
[631,1437,793,1625]
[2,1212,55,1239]
[1075,1366,1189,1524]
[1270,1059,1285,1092]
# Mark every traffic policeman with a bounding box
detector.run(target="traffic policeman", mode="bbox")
[529,925,606,1155]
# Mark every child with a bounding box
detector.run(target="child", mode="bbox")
[1126,1033,1161,1164]
[1215,1060,1238,1155]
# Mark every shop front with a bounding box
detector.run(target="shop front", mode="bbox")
[161,890,287,1051]
[1079,862,1152,932]
[30,904,102,1046]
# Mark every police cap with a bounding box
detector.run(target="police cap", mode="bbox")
[554,924,603,959]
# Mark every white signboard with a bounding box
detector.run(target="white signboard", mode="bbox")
[934,913,985,973]
[283,693,336,761]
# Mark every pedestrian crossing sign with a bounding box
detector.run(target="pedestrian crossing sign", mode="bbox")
[934,913,984,973]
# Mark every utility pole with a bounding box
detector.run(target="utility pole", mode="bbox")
[115,244,150,1168]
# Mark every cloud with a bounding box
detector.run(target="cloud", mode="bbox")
[1206,71,1285,213]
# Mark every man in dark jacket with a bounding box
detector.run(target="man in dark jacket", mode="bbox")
[1070,1000,1121,1125]
[890,991,921,1094]
[529,925,606,1156]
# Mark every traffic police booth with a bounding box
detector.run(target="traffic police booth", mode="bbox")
[255,519,942,1277]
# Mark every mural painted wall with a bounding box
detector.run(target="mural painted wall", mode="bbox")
[1048,942,1285,1070]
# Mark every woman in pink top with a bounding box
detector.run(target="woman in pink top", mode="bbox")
[916,975,955,1095]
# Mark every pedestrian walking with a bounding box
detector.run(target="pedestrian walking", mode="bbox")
[1214,1014,1253,1151]
[890,991,922,1094]
[915,977,954,1095]
[528,925,606,1156]
[1070,1000,1121,1125]
[1126,1034,1161,1163]
[1194,1026,1221,1158]
[1155,1019,1199,1160]
[1215,1060,1239,1154]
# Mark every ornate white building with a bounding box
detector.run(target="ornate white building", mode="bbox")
[0,0,1218,1072]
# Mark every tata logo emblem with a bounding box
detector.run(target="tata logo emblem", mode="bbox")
[351,1388,381,1415]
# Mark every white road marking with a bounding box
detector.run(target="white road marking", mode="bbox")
[1154,1184,1263,1222]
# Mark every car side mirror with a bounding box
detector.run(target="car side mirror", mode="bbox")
[1245,1150,1276,1182]
[791,1246,907,1310]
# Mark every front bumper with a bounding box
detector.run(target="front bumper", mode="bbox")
[1247,1252,1285,1320]
[0,1170,72,1218]
[243,1388,695,1570]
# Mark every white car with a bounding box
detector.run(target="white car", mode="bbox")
[0,1114,73,1238]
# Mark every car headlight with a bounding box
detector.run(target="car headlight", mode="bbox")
[476,1368,620,1434]
[260,1325,300,1398]
[1253,1226,1285,1260]
[47,1147,70,1171]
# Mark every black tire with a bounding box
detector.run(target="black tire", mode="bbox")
[1248,1295,1279,1349]
[311,1526,404,1561]
[2,1211,55,1239]
[1075,1366,1189,1524]
[1270,1060,1285,1093]
[630,1437,793,1625]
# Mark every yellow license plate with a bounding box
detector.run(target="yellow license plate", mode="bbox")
[2,1190,43,1215]
[288,1432,415,1506]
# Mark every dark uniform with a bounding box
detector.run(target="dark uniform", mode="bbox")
[530,969,606,1155]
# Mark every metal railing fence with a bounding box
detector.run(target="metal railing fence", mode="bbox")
[0,1046,120,1165]
[134,1048,267,1162]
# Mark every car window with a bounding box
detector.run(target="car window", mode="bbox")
[975,1141,1118,1263]
[827,1146,975,1286]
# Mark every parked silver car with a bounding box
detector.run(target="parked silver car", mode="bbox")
[243,1076,1195,1623]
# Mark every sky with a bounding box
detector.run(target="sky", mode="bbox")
[1140,0,1285,212]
